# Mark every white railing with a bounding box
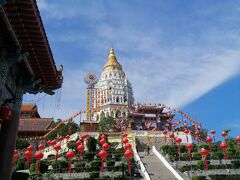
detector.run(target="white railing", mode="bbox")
[133,150,151,180]
[152,146,184,180]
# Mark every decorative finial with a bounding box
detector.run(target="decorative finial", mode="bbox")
[109,48,115,56]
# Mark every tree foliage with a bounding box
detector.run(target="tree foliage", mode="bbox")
[87,136,97,152]
[47,122,79,140]
[98,116,116,132]
[16,137,29,150]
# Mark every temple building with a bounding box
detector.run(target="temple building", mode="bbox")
[18,103,54,139]
[129,104,174,131]
[90,48,134,121]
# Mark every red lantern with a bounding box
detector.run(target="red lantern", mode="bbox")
[124,150,133,173]
[27,145,34,152]
[194,131,200,145]
[122,133,128,138]
[54,144,61,151]
[51,140,57,146]
[236,136,240,149]
[221,131,227,141]
[162,130,167,143]
[47,140,52,147]
[100,138,106,145]
[186,144,193,161]
[102,143,109,151]
[125,143,132,150]
[175,137,182,154]
[194,131,200,137]
[0,106,12,120]
[220,142,228,159]
[122,138,129,144]
[65,134,70,140]
[58,136,64,142]
[101,134,106,139]
[76,140,82,146]
[99,150,107,172]
[200,148,209,171]
[210,130,216,135]
[169,132,175,145]
[184,129,190,142]
[205,137,212,151]
[38,144,44,151]
[54,144,61,164]
[34,151,44,174]
[66,151,75,174]
[77,144,84,160]
[77,144,84,152]
[24,150,31,169]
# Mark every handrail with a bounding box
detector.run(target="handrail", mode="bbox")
[133,150,151,180]
[152,146,184,180]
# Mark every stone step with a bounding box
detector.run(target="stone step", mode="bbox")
[140,152,178,180]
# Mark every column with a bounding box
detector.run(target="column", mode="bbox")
[0,78,23,180]
[0,57,8,101]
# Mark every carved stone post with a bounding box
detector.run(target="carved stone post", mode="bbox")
[0,78,23,180]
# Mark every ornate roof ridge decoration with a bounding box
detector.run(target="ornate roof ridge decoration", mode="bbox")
[2,0,63,94]
[103,48,122,72]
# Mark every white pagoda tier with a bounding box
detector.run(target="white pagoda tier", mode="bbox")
[92,48,134,121]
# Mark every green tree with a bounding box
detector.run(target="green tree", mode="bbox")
[87,136,97,152]
[98,116,116,132]
[48,122,79,140]
[15,137,29,150]
[67,140,77,150]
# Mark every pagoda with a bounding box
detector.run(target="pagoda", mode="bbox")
[91,48,134,121]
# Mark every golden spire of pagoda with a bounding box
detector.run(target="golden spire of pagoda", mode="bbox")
[103,48,122,72]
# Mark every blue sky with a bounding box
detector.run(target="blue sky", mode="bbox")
[24,0,240,139]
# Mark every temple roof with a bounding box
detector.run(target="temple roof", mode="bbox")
[2,0,62,93]
[18,118,53,132]
[103,48,122,73]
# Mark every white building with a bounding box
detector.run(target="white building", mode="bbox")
[92,48,134,121]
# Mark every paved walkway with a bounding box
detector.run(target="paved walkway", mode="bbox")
[140,151,178,180]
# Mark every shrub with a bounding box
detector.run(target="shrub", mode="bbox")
[199,143,209,149]
[113,174,123,180]
[231,160,240,168]
[178,165,191,173]
[28,173,43,180]
[114,153,122,161]
[67,140,77,150]
[11,172,29,180]
[84,152,95,162]
[89,171,100,178]
[74,161,86,172]
[192,176,206,180]
[15,158,26,171]
[30,163,36,173]
[196,160,204,170]
[192,152,201,160]
[107,160,115,171]
[52,160,68,172]
[113,164,122,171]
[40,161,49,174]
[208,174,240,180]
[90,159,102,168]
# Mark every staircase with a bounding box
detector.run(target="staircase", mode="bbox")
[140,151,178,180]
